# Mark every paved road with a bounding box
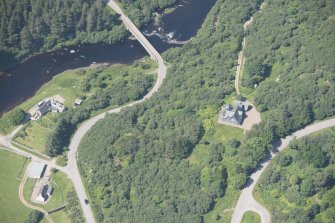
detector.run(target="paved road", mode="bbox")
[231,118,335,223]
[0,134,65,171]
[66,1,167,223]
[0,1,166,222]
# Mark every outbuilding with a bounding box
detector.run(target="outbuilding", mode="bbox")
[36,183,53,202]
[74,98,83,107]
[28,162,46,179]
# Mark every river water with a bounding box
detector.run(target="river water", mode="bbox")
[0,0,216,115]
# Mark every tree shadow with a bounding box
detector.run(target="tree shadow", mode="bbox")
[0,50,18,71]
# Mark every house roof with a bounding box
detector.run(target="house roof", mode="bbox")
[221,102,245,124]
[38,100,51,115]
[51,99,65,112]
[74,98,82,105]
[28,162,46,178]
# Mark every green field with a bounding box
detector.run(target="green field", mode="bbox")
[15,115,55,153]
[23,170,75,223]
[241,211,261,223]
[12,58,157,154]
[0,150,32,223]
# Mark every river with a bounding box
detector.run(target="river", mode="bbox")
[0,0,216,115]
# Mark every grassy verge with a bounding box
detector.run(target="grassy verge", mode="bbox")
[241,211,261,223]
[0,150,32,223]
[56,152,68,167]
[11,141,51,160]
[14,117,54,153]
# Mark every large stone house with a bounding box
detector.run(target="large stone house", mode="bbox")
[31,99,66,120]
[219,102,246,125]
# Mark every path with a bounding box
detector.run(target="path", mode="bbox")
[0,1,167,222]
[231,118,335,223]
[235,2,265,94]
[19,163,54,223]
[65,1,167,223]
[235,16,252,95]
[220,3,263,130]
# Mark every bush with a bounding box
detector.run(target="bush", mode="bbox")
[0,108,26,133]
[229,139,241,148]
[24,211,43,223]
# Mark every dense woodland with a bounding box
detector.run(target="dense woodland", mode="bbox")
[0,0,127,65]
[234,0,335,178]
[65,189,85,223]
[0,0,181,69]
[256,129,335,222]
[79,0,262,222]
[119,0,178,27]
[1,0,334,221]
[78,0,335,221]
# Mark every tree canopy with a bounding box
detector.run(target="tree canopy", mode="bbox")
[78,0,263,221]
[256,129,335,223]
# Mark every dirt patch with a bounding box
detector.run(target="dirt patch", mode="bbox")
[242,102,261,130]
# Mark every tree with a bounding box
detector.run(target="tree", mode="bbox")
[24,211,43,223]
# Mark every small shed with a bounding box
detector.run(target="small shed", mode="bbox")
[74,98,83,106]
[28,162,46,179]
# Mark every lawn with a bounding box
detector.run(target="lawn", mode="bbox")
[241,211,261,223]
[190,105,245,222]
[0,150,32,223]
[14,115,55,153]
[23,170,74,223]
[11,57,157,155]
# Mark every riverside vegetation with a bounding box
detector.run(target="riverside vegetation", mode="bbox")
[0,0,124,68]
[0,0,178,69]
[12,58,156,156]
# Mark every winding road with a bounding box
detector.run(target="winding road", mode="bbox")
[4,1,331,223]
[0,1,166,223]
[230,2,335,223]
[231,118,335,223]
[66,1,167,223]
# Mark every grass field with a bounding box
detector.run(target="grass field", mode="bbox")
[14,115,55,153]
[241,211,261,223]
[0,150,32,223]
[23,170,74,223]
[11,57,157,154]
